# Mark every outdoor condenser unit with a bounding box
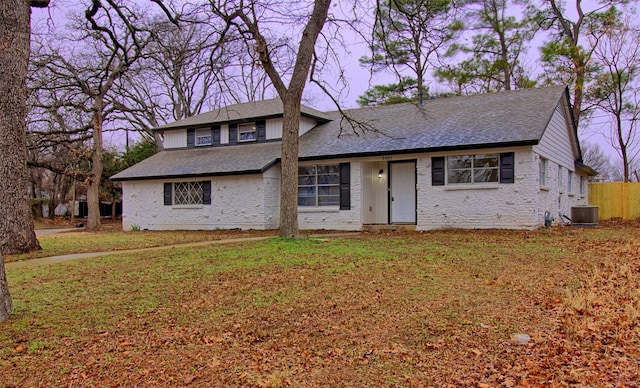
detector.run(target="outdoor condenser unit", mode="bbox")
[571,205,599,227]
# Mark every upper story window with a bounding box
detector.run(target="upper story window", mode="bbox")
[298,165,340,206]
[195,128,212,146]
[238,123,257,142]
[447,154,499,184]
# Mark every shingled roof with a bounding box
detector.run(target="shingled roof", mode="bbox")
[112,85,571,181]
[155,98,331,131]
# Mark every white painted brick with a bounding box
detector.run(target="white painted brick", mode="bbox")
[122,150,588,232]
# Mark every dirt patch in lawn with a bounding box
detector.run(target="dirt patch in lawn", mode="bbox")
[1,227,639,386]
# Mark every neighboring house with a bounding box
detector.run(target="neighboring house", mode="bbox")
[111,85,595,231]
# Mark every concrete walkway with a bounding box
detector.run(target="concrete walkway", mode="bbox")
[6,236,274,269]
[6,233,359,270]
[35,228,79,236]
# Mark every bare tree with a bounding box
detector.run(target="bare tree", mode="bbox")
[581,141,615,181]
[207,0,332,237]
[587,16,640,182]
[0,0,50,322]
[27,1,176,229]
[110,14,272,147]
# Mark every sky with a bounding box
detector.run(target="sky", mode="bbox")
[29,0,627,166]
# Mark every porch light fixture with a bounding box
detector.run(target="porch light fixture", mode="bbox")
[378,169,384,178]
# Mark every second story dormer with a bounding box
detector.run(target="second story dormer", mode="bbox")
[156,98,331,150]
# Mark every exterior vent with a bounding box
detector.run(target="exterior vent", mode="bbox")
[571,206,598,227]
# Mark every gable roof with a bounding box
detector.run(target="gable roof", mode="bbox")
[112,85,572,181]
[299,85,569,159]
[155,98,331,131]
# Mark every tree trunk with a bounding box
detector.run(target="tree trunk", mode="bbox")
[0,0,41,255]
[111,189,116,220]
[87,102,104,229]
[279,96,302,237]
[0,253,11,322]
[572,60,585,128]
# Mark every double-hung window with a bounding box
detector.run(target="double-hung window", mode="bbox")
[558,166,564,192]
[238,123,257,142]
[540,157,548,186]
[195,128,212,146]
[298,165,340,206]
[568,171,574,193]
[447,154,499,184]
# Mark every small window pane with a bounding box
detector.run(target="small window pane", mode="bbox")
[316,165,339,174]
[448,156,471,169]
[298,166,316,176]
[474,154,498,168]
[474,168,498,183]
[195,129,212,146]
[448,169,471,184]
[238,123,257,142]
[298,175,316,186]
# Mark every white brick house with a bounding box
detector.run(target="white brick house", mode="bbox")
[112,85,595,231]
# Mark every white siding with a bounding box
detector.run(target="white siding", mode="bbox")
[534,103,576,169]
[220,124,229,144]
[265,117,318,140]
[162,130,187,149]
[534,156,588,226]
[361,161,388,224]
[266,118,282,140]
[299,117,317,136]
[532,102,588,224]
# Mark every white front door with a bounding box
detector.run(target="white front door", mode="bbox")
[390,161,416,223]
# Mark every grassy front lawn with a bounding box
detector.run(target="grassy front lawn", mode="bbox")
[1,227,639,386]
[5,229,278,263]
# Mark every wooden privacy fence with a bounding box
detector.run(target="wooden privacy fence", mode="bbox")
[589,182,640,220]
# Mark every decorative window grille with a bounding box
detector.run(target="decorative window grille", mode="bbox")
[174,182,204,205]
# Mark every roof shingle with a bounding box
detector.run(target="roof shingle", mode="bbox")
[112,85,569,181]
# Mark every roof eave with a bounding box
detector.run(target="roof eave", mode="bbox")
[111,168,267,182]
[299,140,540,162]
[575,161,598,177]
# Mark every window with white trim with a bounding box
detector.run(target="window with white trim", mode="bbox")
[195,128,212,146]
[540,157,548,186]
[568,171,574,193]
[447,154,499,184]
[174,182,204,205]
[238,123,257,142]
[558,166,564,191]
[298,165,340,206]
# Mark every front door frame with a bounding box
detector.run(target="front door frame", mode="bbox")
[388,160,417,224]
